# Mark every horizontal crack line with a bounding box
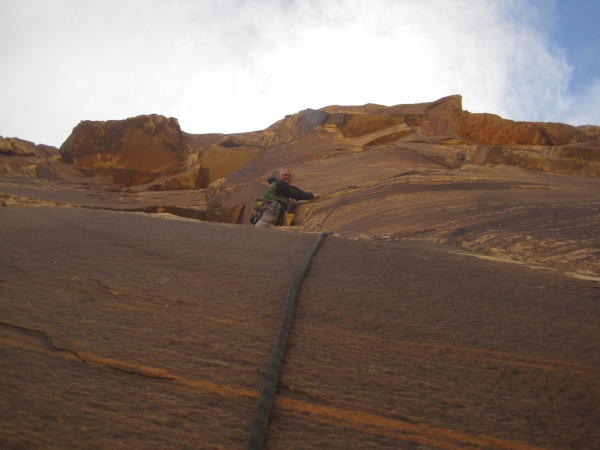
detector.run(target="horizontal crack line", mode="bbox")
[1,321,551,449]
[0,321,251,392]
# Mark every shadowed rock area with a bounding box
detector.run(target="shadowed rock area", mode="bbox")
[1,95,600,448]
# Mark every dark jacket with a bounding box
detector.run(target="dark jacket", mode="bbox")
[263,177,314,209]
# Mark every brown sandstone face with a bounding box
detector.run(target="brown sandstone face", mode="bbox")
[340,113,399,138]
[256,95,597,159]
[3,95,600,278]
[456,112,583,146]
[202,96,599,278]
[196,144,260,188]
[260,109,330,147]
[0,136,59,177]
[0,136,57,159]
[60,115,189,186]
[421,94,590,146]
[146,165,204,191]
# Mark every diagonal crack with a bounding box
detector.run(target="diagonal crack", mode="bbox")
[0,321,175,382]
[0,320,258,400]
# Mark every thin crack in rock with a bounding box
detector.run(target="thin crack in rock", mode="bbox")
[0,321,175,382]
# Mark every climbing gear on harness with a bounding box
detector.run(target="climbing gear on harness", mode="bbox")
[247,231,330,449]
[250,199,264,224]
[251,200,283,226]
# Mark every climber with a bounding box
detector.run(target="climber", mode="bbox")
[252,168,319,228]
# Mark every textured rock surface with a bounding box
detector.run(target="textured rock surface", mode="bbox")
[197,143,259,187]
[1,208,599,449]
[0,136,59,177]
[2,95,599,276]
[0,136,57,158]
[2,94,600,448]
[204,97,600,278]
[59,115,189,186]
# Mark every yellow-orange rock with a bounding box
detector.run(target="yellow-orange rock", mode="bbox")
[60,115,189,186]
[197,144,259,187]
[0,136,58,177]
[0,136,57,158]
[422,95,593,146]
[4,95,600,279]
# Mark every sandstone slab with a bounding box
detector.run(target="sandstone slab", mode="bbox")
[1,207,599,448]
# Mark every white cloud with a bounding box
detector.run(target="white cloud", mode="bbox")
[0,0,595,147]
[566,79,600,126]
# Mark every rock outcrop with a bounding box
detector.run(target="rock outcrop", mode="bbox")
[2,95,600,450]
[0,136,59,177]
[2,95,599,278]
[0,136,57,158]
[248,95,600,176]
[202,96,600,278]
[196,142,260,188]
[60,115,189,186]
[422,95,594,146]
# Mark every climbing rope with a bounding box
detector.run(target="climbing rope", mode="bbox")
[247,231,330,450]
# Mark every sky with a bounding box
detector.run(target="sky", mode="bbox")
[1,0,599,148]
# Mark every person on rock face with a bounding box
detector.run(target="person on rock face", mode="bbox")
[254,168,319,228]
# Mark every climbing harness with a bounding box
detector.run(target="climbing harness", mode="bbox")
[247,231,330,450]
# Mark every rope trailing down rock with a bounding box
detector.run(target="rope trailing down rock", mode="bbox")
[247,231,330,450]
